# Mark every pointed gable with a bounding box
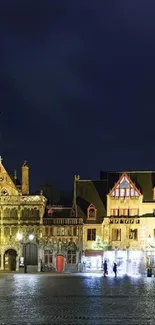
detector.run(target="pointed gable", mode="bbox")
[109,173,141,198]
[0,158,19,195]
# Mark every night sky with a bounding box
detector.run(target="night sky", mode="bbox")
[1,1,155,191]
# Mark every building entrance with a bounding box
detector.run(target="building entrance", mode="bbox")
[4,249,17,271]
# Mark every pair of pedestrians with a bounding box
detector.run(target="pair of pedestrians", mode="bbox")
[103,260,117,277]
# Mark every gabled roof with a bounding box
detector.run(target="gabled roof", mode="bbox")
[76,180,107,223]
[100,170,155,201]
[109,173,141,196]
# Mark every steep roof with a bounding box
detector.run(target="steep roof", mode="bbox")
[100,170,155,201]
[76,180,107,223]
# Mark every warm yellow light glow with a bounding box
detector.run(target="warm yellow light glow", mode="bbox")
[17,233,23,241]
[28,234,34,241]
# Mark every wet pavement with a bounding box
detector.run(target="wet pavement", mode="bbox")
[0,273,155,325]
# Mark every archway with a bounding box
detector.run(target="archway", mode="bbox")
[4,249,17,271]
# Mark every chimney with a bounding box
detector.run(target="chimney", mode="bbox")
[22,161,29,195]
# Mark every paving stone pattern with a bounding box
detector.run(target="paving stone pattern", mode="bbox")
[0,274,155,325]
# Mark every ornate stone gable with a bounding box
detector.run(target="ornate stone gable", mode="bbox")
[0,158,19,196]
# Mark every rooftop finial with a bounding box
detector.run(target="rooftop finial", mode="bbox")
[23,160,28,167]
[14,169,17,180]
[0,156,3,164]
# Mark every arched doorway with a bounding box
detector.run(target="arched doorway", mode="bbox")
[4,249,17,271]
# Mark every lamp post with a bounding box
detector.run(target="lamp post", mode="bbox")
[17,232,35,273]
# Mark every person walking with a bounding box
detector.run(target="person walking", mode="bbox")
[103,260,108,277]
[113,262,117,277]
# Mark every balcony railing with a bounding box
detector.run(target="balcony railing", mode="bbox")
[43,218,83,225]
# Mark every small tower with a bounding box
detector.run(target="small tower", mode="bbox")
[21,161,29,195]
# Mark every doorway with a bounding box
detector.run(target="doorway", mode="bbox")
[23,243,38,265]
[4,249,17,271]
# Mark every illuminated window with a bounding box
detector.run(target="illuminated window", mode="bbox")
[115,189,119,197]
[110,175,140,198]
[112,229,121,241]
[87,204,97,220]
[120,188,125,197]
[111,209,118,216]
[129,209,139,216]
[119,209,128,216]
[45,227,49,236]
[66,250,76,264]
[87,229,96,241]
[73,227,77,236]
[56,227,65,235]
[49,227,53,236]
[129,229,138,240]
[126,188,130,197]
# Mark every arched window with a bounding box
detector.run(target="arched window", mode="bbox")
[70,209,75,217]
[11,226,18,237]
[10,208,18,218]
[4,208,10,219]
[4,226,10,237]
[87,204,97,220]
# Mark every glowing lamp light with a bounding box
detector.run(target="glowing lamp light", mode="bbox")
[28,234,34,241]
[17,233,23,241]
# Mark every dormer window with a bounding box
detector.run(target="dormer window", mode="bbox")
[70,209,75,217]
[87,204,97,220]
[48,208,53,216]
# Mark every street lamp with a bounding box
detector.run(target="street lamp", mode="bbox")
[17,232,35,273]
[17,233,23,241]
[28,234,34,241]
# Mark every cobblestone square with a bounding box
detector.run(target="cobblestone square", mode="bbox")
[0,273,155,325]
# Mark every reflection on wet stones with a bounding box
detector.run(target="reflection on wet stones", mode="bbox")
[0,274,154,324]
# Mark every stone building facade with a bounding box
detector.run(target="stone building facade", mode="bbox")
[0,158,46,271]
[40,205,83,272]
[0,158,83,273]
[74,171,155,275]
